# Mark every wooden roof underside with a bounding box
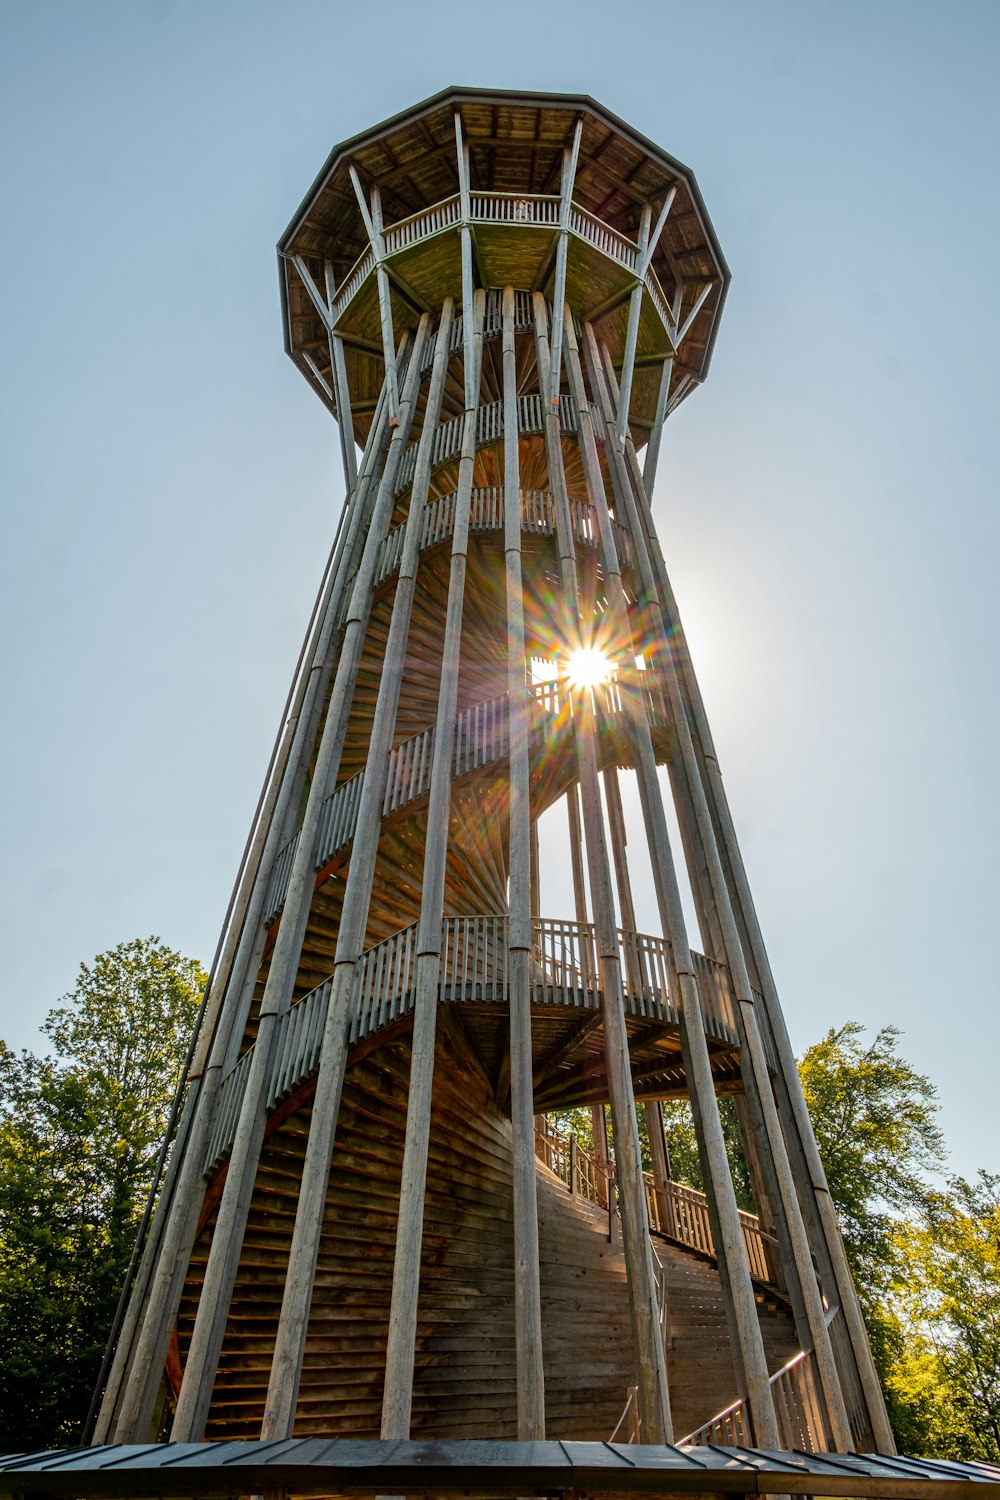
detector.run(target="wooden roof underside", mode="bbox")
[278,87,730,401]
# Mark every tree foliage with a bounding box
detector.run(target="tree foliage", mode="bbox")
[0,938,204,1450]
[885,1174,1000,1461]
[799,1022,944,1305]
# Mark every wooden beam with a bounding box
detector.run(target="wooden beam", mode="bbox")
[579,318,790,1449]
[642,356,673,495]
[548,118,584,410]
[169,318,431,1444]
[104,363,402,1445]
[533,292,672,1445]
[380,285,485,1441]
[615,202,651,450]
[502,285,546,1442]
[323,262,359,496]
[258,307,445,1441]
[349,165,400,421]
[611,375,893,1452]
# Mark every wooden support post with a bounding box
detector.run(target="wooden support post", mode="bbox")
[563,307,781,1447]
[676,282,714,349]
[566,784,589,925]
[529,817,541,921]
[642,356,672,495]
[103,366,401,1443]
[620,417,893,1450]
[645,1101,672,1235]
[591,1102,611,1216]
[604,762,645,1002]
[501,285,546,1442]
[289,253,359,498]
[615,202,651,451]
[548,118,583,410]
[259,306,452,1441]
[379,289,485,1441]
[453,110,478,414]
[584,323,853,1452]
[349,165,400,422]
[566,784,595,995]
[323,263,359,497]
[531,292,672,1445]
[169,315,431,1443]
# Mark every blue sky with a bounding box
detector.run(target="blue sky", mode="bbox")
[1,0,997,1179]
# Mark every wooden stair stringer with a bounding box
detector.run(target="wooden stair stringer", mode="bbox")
[535,1170,803,1440]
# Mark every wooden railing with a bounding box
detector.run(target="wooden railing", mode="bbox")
[609,1385,641,1443]
[328,193,682,346]
[334,249,375,316]
[471,191,561,226]
[650,1236,673,1352]
[535,1125,609,1211]
[264,675,669,926]
[536,1123,773,1304]
[680,1395,749,1448]
[642,1173,777,1286]
[393,393,580,495]
[382,195,462,255]
[207,919,741,1172]
[374,487,634,588]
[414,290,529,374]
[568,203,639,272]
[680,1306,840,1451]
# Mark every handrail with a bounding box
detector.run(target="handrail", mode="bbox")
[535,1121,773,1306]
[374,486,634,587]
[264,677,672,928]
[326,192,679,344]
[206,921,741,1173]
[392,393,581,496]
[471,191,561,226]
[382,194,461,255]
[679,1305,842,1450]
[568,203,639,272]
[609,1385,641,1443]
[642,1171,779,1287]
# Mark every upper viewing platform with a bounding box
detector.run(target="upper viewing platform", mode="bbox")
[278,86,729,449]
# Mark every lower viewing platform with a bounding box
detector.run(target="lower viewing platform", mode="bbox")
[206,914,747,1174]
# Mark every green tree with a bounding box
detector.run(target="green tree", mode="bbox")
[796,1021,956,1453]
[887,1173,1000,1461]
[0,937,204,1450]
[798,1022,944,1303]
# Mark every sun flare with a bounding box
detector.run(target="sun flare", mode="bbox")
[564,646,613,692]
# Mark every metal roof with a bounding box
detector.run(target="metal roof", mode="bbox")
[1,1441,998,1498]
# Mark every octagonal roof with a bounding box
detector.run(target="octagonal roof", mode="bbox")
[278,86,731,428]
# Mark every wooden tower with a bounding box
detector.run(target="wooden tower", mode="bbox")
[93,88,894,1456]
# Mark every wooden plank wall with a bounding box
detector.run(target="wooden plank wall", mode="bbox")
[174,1023,798,1442]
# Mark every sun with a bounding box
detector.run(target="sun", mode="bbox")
[564,646,613,692]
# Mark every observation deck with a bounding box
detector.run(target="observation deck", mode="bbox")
[279,88,729,446]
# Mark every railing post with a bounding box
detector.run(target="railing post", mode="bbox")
[569,1134,579,1196]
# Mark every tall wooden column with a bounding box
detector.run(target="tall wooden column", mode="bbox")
[617,419,893,1452]
[380,288,486,1439]
[105,363,400,1443]
[172,316,432,1441]
[501,286,546,1441]
[259,306,454,1440]
[532,295,672,1444]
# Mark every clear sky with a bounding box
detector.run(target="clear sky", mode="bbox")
[1,0,997,1180]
